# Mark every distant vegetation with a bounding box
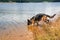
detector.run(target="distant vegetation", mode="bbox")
[0,0,21,2]
[0,0,60,2]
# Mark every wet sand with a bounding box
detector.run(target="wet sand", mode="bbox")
[0,22,33,40]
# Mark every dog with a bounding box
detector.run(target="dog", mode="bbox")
[27,13,56,26]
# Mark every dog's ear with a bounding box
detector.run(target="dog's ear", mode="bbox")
[27,19,32,25]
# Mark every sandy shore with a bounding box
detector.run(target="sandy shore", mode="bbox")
[0,22,33,40]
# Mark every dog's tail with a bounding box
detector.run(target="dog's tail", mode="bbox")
[46,14,56,18]
[27,19,32,25]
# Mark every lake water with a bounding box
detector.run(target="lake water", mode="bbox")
[0,3,60,23]
[0,3,60,29]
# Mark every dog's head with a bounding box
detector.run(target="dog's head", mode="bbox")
[27,19,32,25]
[27,18,35,25]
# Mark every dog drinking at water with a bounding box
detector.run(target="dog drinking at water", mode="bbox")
[27,13,56,26]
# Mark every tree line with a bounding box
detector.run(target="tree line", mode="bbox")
[0,0,60,2]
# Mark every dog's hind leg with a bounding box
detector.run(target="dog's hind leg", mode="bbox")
[44,19,49,23]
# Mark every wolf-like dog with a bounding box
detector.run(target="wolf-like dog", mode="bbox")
[27,13,56,26]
